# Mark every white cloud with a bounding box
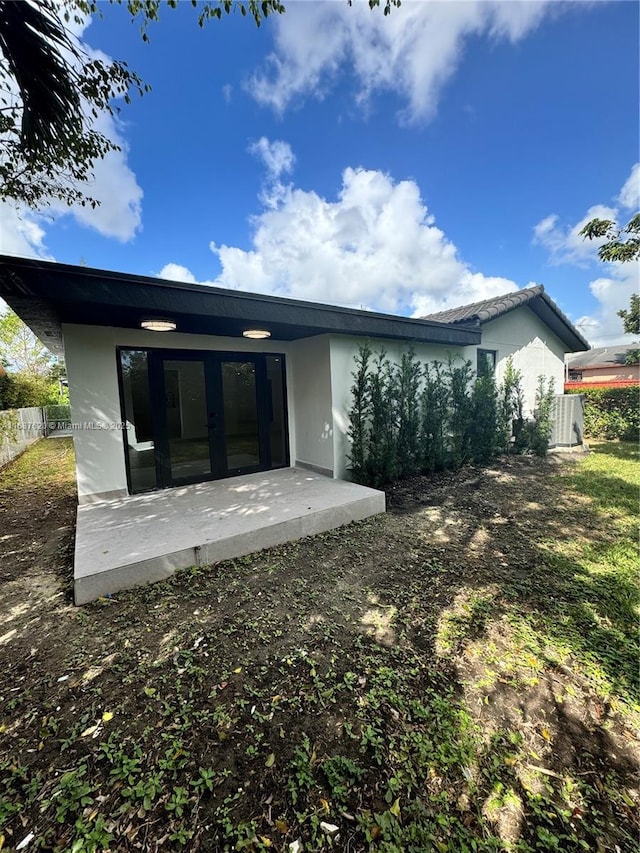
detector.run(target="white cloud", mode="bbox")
[534,163,640,267]
[532,204,617,266]
[618,162,640,211]
[249,137,295,180]
[164,164,519,317]
[0,204,53,260]
[534,163,640,345]
[248,137,296,209]
[249,1,560,122]
[158,263,198,284]
[574,265,639,346]
[50,112,143,242]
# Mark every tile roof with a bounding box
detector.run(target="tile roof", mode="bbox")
[566,344,639,369]
[422,284,590,352]
[423,285,545,324]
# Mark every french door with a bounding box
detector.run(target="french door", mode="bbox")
[117,348,289,493]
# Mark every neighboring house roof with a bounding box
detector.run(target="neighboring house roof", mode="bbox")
[0,255,480,356]
[423,284,590,353]
[566,344,639,369]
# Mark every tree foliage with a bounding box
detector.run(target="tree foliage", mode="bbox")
[0,0,149,209]
[579,214,640,263]
[0,370,65,409]
[617,292,640,336]
[0,309,53,375]
[0,0,401,210]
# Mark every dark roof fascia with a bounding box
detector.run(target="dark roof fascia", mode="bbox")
[0,255,480,352]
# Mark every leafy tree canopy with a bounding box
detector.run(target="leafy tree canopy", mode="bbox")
[0,0,399,211]
[0,308,54,375]
[579,213,640,263]
[617,292,640,337]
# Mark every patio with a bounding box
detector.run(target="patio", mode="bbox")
[74,467,385,604]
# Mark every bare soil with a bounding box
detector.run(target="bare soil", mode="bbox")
[0,438,637,852]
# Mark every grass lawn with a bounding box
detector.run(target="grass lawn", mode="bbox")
[0,438,638,852]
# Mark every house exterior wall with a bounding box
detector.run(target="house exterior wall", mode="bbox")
[63,304,573,498]
[470,306,567,416]
[62,323,302,500]
[289,335,334,476]
[569,364,640,384]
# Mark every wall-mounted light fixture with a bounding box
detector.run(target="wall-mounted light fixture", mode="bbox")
[140,319,177,332]
[242,329,271,339]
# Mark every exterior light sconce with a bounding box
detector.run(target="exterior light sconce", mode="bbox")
[140,319,177,332]
[242,329,271,340]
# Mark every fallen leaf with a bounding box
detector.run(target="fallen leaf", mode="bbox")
[622,789,636,807]
[102,711,114,722]
[275,819,289,834]
[81,725,98,738]
[259,838,272,847]
[541,728,552,742]
[320,822,339,835]
[390,798,401,819]
[289,840,302,853]
[233,667,242,674]
[265,753,275,768]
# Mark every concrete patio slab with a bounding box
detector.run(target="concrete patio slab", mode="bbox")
[74,468,385,604]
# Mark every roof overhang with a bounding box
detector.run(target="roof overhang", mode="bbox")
[0,255,481,357]
[528,292,590,353]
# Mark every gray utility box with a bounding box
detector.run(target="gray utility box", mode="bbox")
[549,394,584,448]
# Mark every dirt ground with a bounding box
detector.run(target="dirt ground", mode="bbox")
[0,438,638,852]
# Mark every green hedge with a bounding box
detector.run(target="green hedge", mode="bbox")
[0,373,63,410]
[567,386,639,441]
[349,346,555,488]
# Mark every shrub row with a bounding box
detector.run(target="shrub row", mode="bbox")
[567,385,639,441]
[348,344,555,488]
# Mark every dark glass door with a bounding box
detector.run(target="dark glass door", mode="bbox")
[118,348,289,493]
[220,359,262,473]
[162,358,212,483]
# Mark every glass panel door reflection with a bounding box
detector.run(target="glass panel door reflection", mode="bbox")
[221,361,260,470]
[163,360,211,480]
[119,349,157,493]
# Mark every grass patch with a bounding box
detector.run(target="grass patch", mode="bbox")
[0,440,638,852]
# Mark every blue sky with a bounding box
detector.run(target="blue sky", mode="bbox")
[1,0,638,345]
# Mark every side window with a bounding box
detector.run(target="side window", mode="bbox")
[477,348,497,377]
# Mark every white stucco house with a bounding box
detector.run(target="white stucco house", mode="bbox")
[0,256,589,601]
[0,257,590,501]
